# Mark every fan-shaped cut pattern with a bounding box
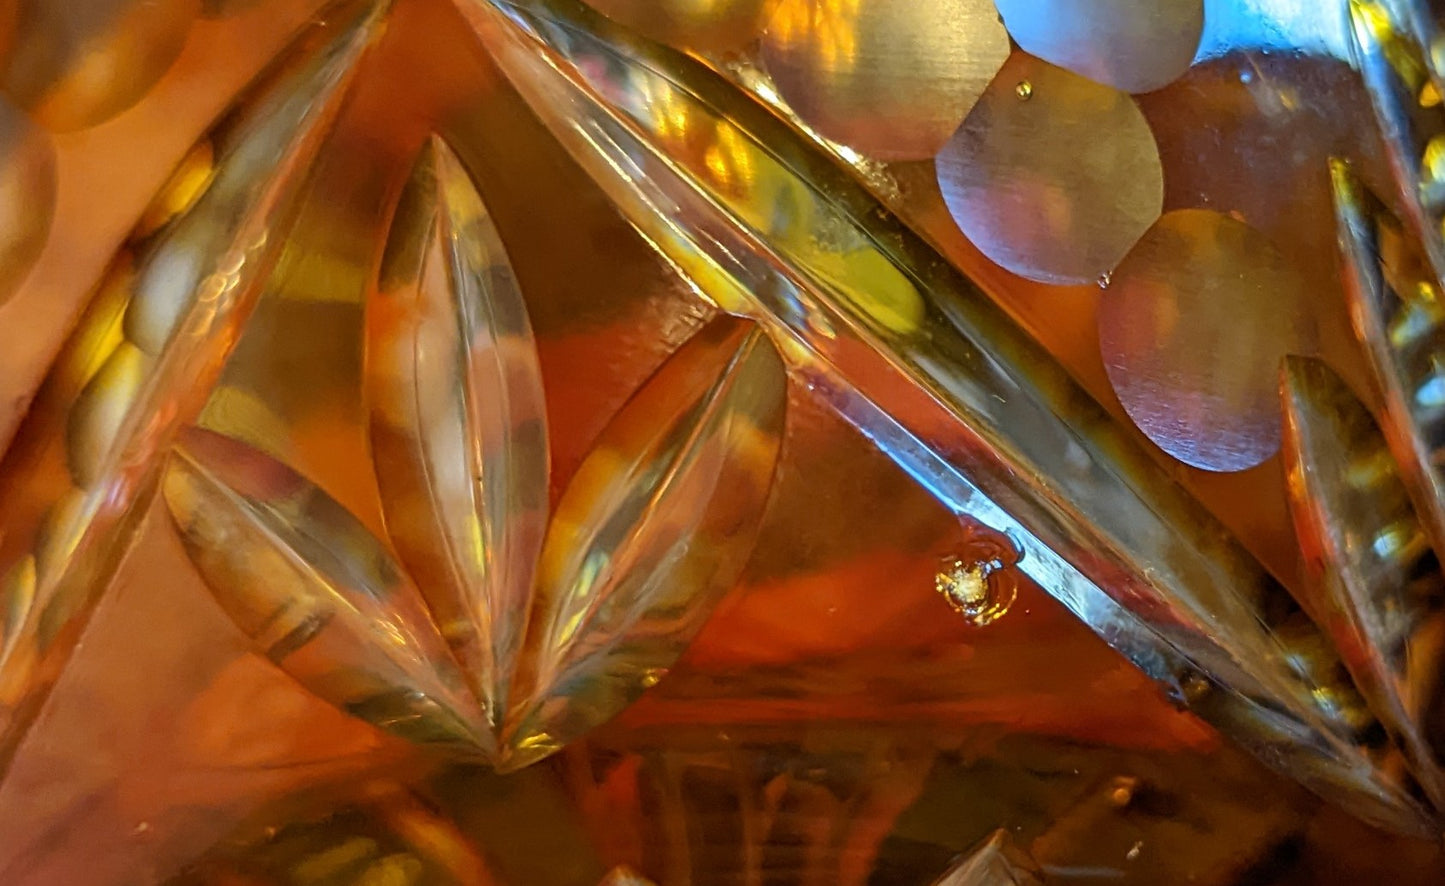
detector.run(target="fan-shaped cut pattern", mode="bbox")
[365,137,786,769]
[456,0,1439,834]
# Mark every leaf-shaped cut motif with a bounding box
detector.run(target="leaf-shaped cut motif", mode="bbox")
[1282,357,1445,807]
[164,427,490,754]
[502,315,786,771]
[0,0,386,774]
[461,0,1437,832]
[367,136,549,729]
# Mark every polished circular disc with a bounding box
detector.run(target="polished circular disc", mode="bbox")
[936,52,1164,285]
[1099,209,1312,472]
[0,93,55,308]
[761,0,1011,161]
[994,0,1203,93]
[0,0,200,131]
[583,0,769,53]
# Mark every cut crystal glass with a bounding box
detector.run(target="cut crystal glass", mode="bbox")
[3,0,1445,883]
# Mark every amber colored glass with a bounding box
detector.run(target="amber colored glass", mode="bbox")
[3,2,1445,885]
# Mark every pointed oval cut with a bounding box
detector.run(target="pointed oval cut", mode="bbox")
[164,428,490,755]
[504,316,786,770]
[367,136,549,730]
[1282,356,1445,808]
[0,0,200,131]
[0,0,386,773]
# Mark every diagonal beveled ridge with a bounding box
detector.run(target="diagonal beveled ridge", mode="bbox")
[368,135,550,730]
[1396,1,1445,103]
[1333,160,1445,588]
[1281,354,1445,810]
[163,427,492,755]
[455,0,1441,833]
[0,0,389,776]
[362,136,787,768]
[1349,0,1445,285]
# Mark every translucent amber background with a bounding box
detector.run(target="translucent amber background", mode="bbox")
[0,1,1442,884]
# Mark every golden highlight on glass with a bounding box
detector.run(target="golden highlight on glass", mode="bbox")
[8,0,1445,882]
[0,0,386,772]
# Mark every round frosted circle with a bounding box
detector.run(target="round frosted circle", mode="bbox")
[936,53,1163,285]
[1098,209,1312,472]
[763,0,1011,161]
[995,0,1204,93]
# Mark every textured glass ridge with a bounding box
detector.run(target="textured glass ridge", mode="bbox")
[1282,355,1445,810]
[7,1,1445,881]
[456,0,1438,833]
[0,0,387,775]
